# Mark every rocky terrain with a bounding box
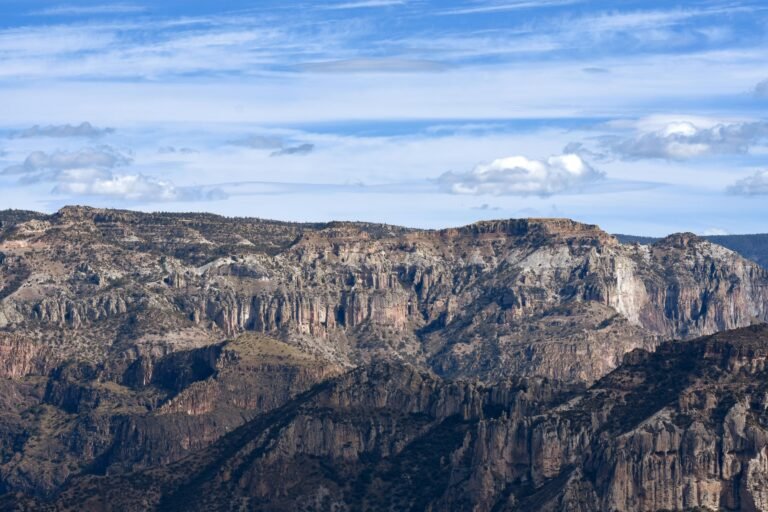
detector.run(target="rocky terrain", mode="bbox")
[0,206,767,509]
[2,207,766,383]
[5,324,768,511]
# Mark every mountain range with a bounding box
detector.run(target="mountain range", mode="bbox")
[0,207,767,511]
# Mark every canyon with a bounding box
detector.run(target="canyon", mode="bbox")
[0,206,767,510]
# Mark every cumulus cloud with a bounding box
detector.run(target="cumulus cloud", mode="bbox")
[271,143,315,157]
[605,121,768,160]
[2,146,225,202]
[437,153,604,196]
[727,170,768,196]
[53,173,227,202]
[10,122,114,139]
[2,146,131,180]
[562,141,607,161]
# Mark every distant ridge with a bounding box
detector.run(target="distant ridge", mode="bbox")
[616,232,768,269]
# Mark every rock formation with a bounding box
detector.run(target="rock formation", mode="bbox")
[6,325,768,511]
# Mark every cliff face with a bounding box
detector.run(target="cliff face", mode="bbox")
[1,208,766,384]
[0,333,341,497]
[11,325,768,512]
[1,207,768,505]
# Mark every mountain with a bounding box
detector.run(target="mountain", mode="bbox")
[616,233,768,269]
[0,206,767,506]
[5,324,768,511]
[2,207,766,383]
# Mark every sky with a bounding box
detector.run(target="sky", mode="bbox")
[1,1,768,235]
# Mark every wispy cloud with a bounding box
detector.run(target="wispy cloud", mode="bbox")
[322,0,406,9]
[30,4,147,16]
[300,58,448,73]
[0,15,350,80]
[439,0,580,15]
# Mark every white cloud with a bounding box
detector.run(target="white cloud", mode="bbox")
[0,16,343,80]
[437,153,604,196]
[2,147,131,176]
[52,173,227,201]
[728,170,768,196]
[0,25,116,58]
[10,122,114,139]
[605,121,768,160]
[1,146,224,202]
[559,6,754,40]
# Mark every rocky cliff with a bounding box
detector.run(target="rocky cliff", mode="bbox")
[1,208,766,384]
[8,324,768,512]
[0,207,767,507]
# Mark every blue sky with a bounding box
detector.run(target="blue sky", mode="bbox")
[1,1,768,235]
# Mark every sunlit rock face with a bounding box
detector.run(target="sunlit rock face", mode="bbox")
[2,208,767,383]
